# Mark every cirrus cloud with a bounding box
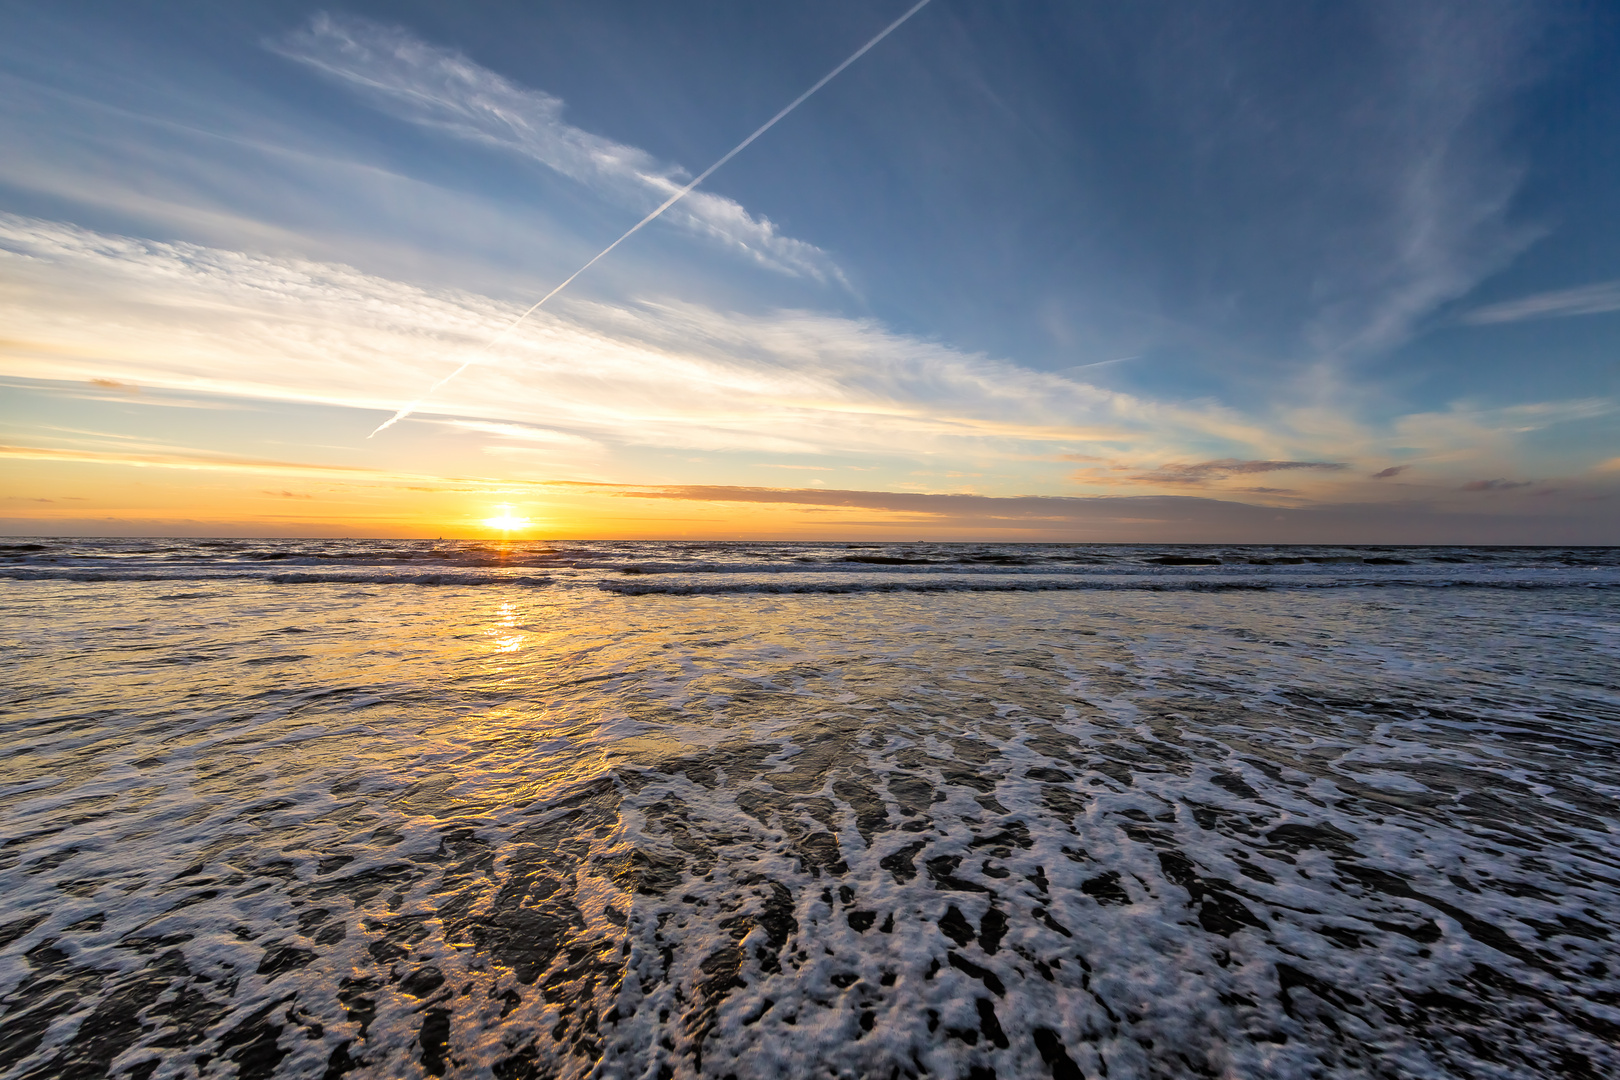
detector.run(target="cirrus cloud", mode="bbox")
[274,13,845,284]
[1462,279,1620,325]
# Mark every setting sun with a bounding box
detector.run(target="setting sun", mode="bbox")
[482,505,531,532]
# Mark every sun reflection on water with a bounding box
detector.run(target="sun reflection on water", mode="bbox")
[486,599,526,653]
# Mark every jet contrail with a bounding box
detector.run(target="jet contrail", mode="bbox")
[369,0,934,437]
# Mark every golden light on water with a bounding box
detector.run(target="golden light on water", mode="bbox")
[482,504,532,532]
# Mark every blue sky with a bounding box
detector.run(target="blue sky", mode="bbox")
[1,0,1616,539]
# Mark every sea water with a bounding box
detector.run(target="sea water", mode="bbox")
[1,540,1617,1079]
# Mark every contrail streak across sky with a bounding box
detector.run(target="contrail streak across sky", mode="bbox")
[368,0,934,437]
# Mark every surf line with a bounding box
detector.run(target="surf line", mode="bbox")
[369,0,934,438]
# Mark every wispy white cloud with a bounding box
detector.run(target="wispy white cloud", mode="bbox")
[1297,3,1544,357]
[1387,398,1614,453]
[274,14,844,284]
[435,419,601,449]
[1462,279,1620,324]
[0,213,1241,462]
[0,442,395,480]
[2,213,1608,500]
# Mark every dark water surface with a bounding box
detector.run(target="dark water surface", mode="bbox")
[2,540,1618,1079]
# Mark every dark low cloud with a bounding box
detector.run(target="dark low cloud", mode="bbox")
[1371,466,1409,479]
[606,484,1615,544]
[1130,459,1349,485]
[1461,478,1532,491]
[8,477,1616,541]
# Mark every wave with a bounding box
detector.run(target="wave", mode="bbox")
[597,576,1620,595]
[5,539,1618,596]
[558,558,1575,577]
[6,566,1615,593]
[0,569,554,586]
[266,572,553,586]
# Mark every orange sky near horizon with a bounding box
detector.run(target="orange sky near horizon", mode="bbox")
[6,440,1617,545]
[0,452,973,541]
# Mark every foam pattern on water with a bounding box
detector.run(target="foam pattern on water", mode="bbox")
[1,568,1618,1079]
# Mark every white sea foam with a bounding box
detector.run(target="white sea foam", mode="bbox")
[0,543,1617,1078]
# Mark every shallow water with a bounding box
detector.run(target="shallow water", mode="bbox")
[2,541,1618,1079]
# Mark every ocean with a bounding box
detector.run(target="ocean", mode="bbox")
[2,538,1618,1079]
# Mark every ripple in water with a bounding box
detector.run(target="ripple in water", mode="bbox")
[1,565,1617,1078]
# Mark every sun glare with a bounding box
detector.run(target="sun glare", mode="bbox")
[482,505,531,532]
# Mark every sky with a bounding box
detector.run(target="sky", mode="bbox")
[1,0,1617,542]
